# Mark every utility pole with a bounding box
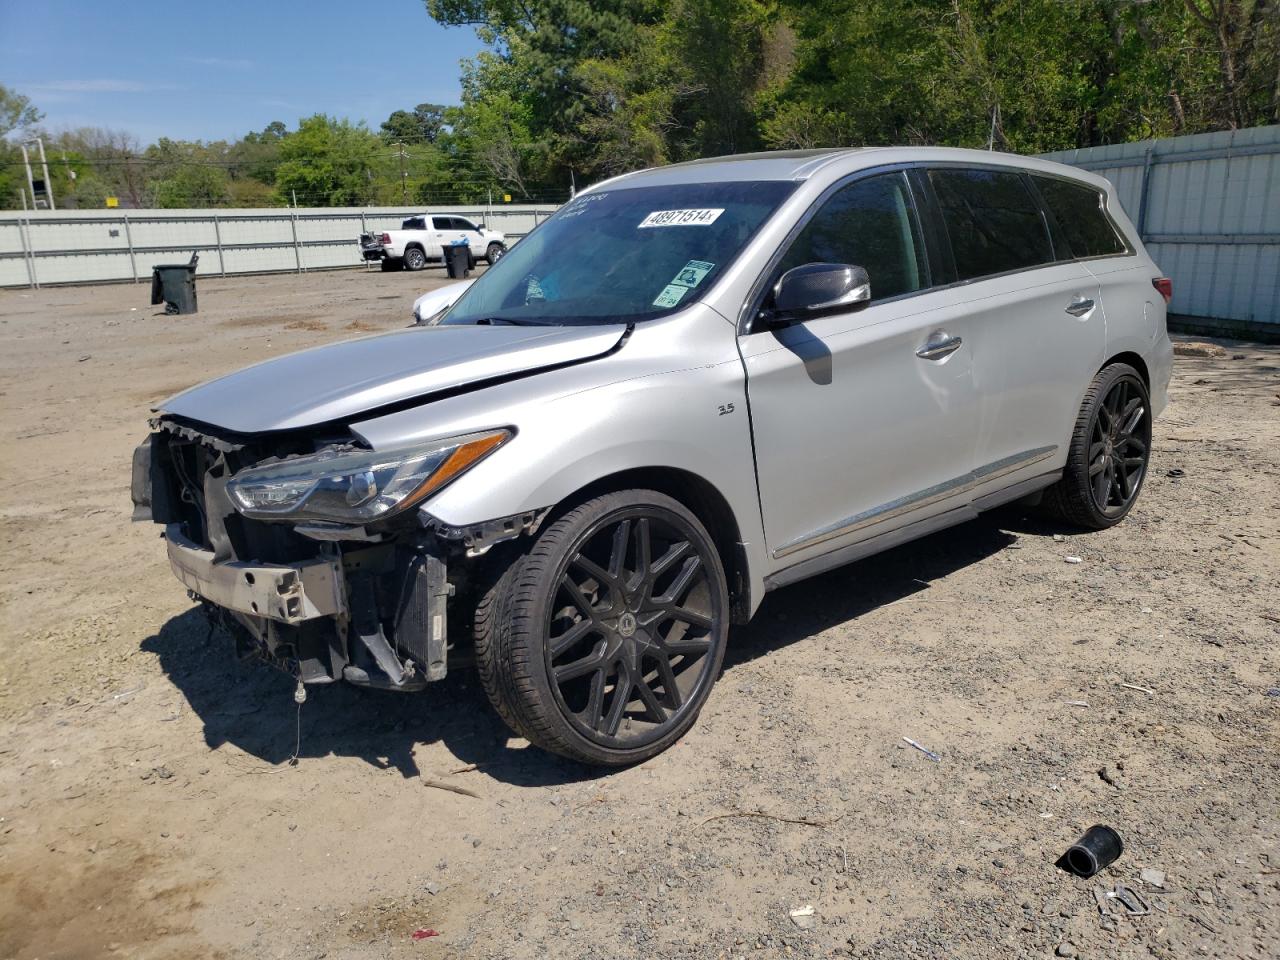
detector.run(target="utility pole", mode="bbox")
[21,138,55,210]
[36,139,54,210]
[397,142,408,205]
[21,143,36,209]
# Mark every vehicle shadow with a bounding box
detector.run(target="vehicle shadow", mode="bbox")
[141,507,1062,786]
[725,510,1023,668]
[141,610,597,788]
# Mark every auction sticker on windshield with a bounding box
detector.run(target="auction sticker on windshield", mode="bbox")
[671,260,714,288]
[638,208,725,228]
[653,284,688,308]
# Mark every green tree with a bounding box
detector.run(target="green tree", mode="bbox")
[1,86,44,207]
[0,85,42,137]
[380,103,449,143]
[273,115,382,205]
[143,139,232,207]
[665,0,782,157]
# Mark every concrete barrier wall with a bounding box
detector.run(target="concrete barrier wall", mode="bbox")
[0,205,559,288]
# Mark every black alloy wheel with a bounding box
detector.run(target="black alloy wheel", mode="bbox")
[1042,363,1151,529]
[1088,376,1150,515]
[474,491,729,766]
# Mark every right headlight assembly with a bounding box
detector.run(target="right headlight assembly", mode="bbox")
[226,429,511,525]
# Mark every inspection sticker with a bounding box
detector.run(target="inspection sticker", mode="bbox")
[653,284,689,308]
[638,208,724,228]
[670,259,715,288]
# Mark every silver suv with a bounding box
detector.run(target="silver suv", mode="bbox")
[132,147,1174,766]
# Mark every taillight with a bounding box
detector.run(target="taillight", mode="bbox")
[1152,277,1172,304]
[380,233,391,244]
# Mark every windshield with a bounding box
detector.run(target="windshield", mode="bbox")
[441,180,795,326]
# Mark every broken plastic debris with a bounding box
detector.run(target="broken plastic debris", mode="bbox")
[1140,868,1166,888]
[789,905,817,930]
[1064,555,1083,564]
[1119,682,1155,695]
[411,928,440,940]
[902,737,941,762]
[1098,883,1150,916]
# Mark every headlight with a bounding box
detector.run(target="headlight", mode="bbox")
[226,429,510,524]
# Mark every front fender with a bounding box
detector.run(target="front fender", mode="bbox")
[348,309,768,612]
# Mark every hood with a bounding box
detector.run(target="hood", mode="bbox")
[158,323,629,434]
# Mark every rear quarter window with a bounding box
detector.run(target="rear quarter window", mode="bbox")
[928,169,1054,281]
[1033,176,1128,259]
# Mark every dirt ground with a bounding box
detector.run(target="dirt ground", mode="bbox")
[0,268,1277,960]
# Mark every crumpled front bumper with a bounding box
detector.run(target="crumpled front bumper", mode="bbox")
[164,524,346,624]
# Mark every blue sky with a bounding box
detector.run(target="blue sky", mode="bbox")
[0,0,486,144]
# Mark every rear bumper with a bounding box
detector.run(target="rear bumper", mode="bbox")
[1150,332,1174,418]
[164,524,346,623]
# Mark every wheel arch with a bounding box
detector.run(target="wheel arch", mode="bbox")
[545,466,753,624]
[1101,351,1149,388]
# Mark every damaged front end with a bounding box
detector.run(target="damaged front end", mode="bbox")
[131,420,539,691]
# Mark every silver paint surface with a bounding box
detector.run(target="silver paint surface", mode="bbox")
[156,147,1173,615]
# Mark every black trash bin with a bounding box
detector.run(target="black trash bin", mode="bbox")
[442,241,471,279]
[151,252,199,314]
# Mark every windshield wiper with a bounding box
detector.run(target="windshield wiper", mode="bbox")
[474,316,556,326]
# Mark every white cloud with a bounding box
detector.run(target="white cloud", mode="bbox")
[185,56,253,70]
[26,79,173,94]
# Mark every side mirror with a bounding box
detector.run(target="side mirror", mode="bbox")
[476,222,485,230]
[766,262,870,327]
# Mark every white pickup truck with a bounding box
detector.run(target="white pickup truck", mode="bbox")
[361,214,507,272]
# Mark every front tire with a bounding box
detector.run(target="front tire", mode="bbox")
[474,491,729,766]
[485,243,505,265]
[1042,363,1151,529]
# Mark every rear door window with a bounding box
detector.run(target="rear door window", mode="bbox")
[431,216,451,230]
[775,172,927,302]
[928,169,1053,281]
[403,217,426,230]
[1032,176,1128,259]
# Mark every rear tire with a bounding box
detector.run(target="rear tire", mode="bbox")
[1042,363,1151,530]
[474,491,729,766]
[403,247,427,271]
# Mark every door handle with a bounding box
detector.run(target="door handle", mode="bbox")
[1065,297,1095,317]
[916,332,963,360]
